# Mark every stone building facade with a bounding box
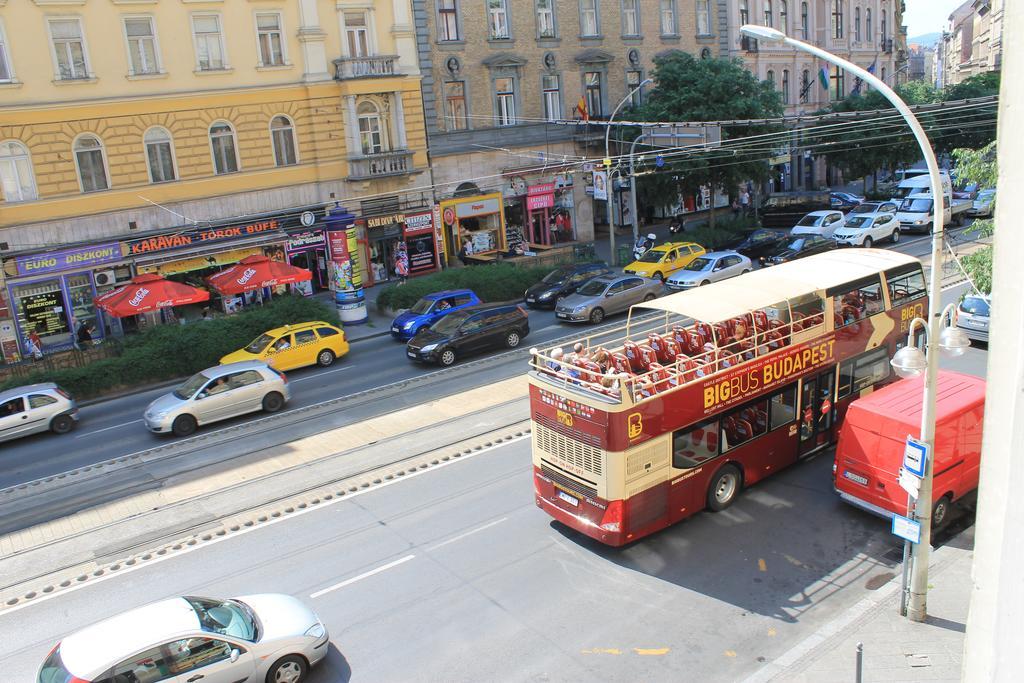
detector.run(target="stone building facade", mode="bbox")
[938,0,1003,88]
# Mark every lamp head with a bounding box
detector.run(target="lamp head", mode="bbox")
[938,325,971,358]
[740,24,787,43]
[890,345,928,379]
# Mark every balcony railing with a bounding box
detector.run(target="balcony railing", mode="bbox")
[347,150,414,180]
[333,55,400,80]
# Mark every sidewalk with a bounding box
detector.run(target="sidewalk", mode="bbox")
[748,527,974,682]
[313,281,394,343]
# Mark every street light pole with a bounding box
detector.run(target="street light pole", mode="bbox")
[740,24,945,623]
[604,78,652,265]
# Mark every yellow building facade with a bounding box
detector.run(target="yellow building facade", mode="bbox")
[0,0,432,360]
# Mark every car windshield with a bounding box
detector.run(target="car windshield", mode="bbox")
[796,215,822,227]
[542,267,573,284]
[577,279,609,296]
[684,257,713,272]
[409,298,434,315]
[174,372,211,400]
[900,198,933,213]
[785,238,807,251]
[844,216,871,229]
[431,312,470,335]
[637,250,665,263]
[244,333,274,354]
[960,296,990,316]
[186,596,258,642]
[977,190,995,201]
[850,203,877,214]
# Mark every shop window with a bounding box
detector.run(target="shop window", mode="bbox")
[256,12,286,66]
[29,394,59,409]
[124,16,160,76]
[661,1,677,36]
[722,398,769,452]
[0,397,26,417]
[769,385,797,430]
[270,115,298,167]
[48,18,90,80]
[209,121,239,175]
[192,14,227,71]
[487,0,510,39]
[344,11,370,57]
[438,0,460,42]
[536,0,556,38]
[0,140,38,202]
[444,81,469,131]
[831,277,884,327]
[837,347,891,399]
[357,101,388,155]
[886,267,926,306]
[144,127,177,183]
[73,135,109,193]
[13,280,71,348]
[580,0,599,37]
[672,418,720,469]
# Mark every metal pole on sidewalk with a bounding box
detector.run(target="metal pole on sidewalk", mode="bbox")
[855,642,864,683]
[604,78,652,266]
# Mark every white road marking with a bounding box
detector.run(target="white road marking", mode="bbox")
[74,419,142,439]
[429,517,509,551]
[290,366,353,383]
[310,555,416,599]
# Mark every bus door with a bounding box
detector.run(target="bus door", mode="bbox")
[799,369,836,457]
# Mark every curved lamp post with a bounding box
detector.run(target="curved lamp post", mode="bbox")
[740,24,946,623]
[604,77,652,265]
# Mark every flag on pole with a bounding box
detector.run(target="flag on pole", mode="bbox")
[575,96,589,122]
[819,66,830,92]
[868,60,877,74]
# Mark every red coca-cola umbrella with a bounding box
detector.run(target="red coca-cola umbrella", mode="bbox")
[94,273,210,318]
[206,255,312,295]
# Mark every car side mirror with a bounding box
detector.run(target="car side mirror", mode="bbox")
[230,649,240,663]
[196,392,207,400]
[605,292,615,297]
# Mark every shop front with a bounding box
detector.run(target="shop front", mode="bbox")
[402,211,440,277]
[284,228,329,296]
[439,193,507,262]
[503,175,576,248]
[356,207,439,286]
[2,242,129,357]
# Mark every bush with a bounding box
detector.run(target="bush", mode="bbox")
[376,263,555,311]
[0,295,339,399]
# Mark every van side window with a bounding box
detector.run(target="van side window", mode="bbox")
[837,347,891,398]
[769,386,798,429]
[886,268,926,305]
[672,418,720,469]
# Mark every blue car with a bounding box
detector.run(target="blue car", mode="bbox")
[390,289,482,341]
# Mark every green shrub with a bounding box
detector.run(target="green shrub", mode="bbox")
[376,263,554,311]
[0,295,339,399]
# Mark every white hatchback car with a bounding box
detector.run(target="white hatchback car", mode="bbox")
[831,212,900,247]
[0,382,78,444]
[790,210,846,239]
[38,594,329,683]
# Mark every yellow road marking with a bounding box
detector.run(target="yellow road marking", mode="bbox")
[634,648,670,656]
[581,648,622,655]
[758,558,767,572]
[725,650,737,658]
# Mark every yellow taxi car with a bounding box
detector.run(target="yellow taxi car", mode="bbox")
[623,242,707,281]
[220,321,349,371]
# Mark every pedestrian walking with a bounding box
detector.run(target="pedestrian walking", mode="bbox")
[740,189,751,217]
[76,320,93,348]
[458,238,473,266]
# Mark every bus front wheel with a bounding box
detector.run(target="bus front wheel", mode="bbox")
[707,464,742,512]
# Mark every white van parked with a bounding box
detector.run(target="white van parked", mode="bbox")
[891,172,952,201]
[896,192,971,232]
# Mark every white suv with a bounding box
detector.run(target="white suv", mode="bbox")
[832,212,900,248]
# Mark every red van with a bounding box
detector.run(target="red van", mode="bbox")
[833,370,985,530]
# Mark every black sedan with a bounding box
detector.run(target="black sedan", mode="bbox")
[760,235,838,266]
[524,261,611,309]
[725,228,788,259]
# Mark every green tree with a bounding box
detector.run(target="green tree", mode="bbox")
[931,72,1000,155]
[631,53,784,228]
[951,141,997,293]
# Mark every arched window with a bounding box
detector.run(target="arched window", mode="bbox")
[73,135,109,193]
[866,8,872,45]
[779,1,788,32]
[270,115,297,167]
[357,101,387,155]
[0,141,38,202]
[766,69,775,88]
[763,1,773,27]
[800,2,808,39]
[144,127,176,183]
[454,181,480,197]
[855,7,861,42]
[800,69,810,103]
[209,121,239,175]
[782,69,790,104]
[832,0,843,39]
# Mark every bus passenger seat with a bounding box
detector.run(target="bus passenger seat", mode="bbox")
[623,340,644,372]
[752,310,769,331]
[638,344,658,371]
[662,338,681,363]
[684,330,703,355]
[672,324,688,346]
[609,352,632,375]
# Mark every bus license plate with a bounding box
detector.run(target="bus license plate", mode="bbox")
[844,470,869,486]
[557,490,579,507]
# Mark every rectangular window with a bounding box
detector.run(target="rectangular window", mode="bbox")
[837,347,891,399]
[584,71,603,118]
[495,77,516,126]
[0,21,10,82]
[672,418,720,469]
[537,0,556,38]
[256,13,285,66]
[831,0,844,39]
[488,0,509,39]
[49,19,89,80]
[622,0,639,36]
[580,0,599,36]
[124,17,159,75]
[696,0,711,35]
[192,15,225,70]
[542,74,561,121]
[146,138,175,183]
[886,267,926,306]
[345,11,370,57]
[781,69,790,104]
[444,81,468,130]
[769,386,798,430]
[626,70,642,107]
[77,147,107,192]
[801,2,809,39]
[790,292,824,329]
[438,0,460,41]
[800,69,810,102]
[722,399,769,452]
[832,277,884,327]
[660,0,677,35]
[831,66,844,101]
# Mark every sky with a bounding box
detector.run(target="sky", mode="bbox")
[903,0,969,38]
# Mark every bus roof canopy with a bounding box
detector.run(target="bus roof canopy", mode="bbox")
[635,249,921,323]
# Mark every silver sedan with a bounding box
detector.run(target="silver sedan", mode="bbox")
[555,274,662,324]
[665,251,752,290]
[38,594,329,683]
[0,382,78,444]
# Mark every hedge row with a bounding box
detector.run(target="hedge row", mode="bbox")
[1,295,340,399]
[375,263,558,311]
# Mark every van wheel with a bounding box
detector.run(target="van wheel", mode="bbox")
[439,348,457,366]
[931,495,953,532]
[707,464,743,512]
[890,228,900,244]
[316,349,336,367]
[505,331,521,348]
[589,308,605,324]
[862,236,873,249]
[262,392,285,413]
[50,414,74,435]
[172,414,197,437]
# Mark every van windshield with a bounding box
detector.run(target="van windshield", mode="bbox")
[900,198,933,213]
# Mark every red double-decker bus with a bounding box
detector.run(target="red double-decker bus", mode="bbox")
[528,249,927,546]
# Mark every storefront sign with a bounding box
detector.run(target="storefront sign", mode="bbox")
[528,183,556,196]
[442,207,456,225]
[287,229,326,252]
[455,197,501,218]
[22,291,65,336]
[126,220,284,256]
[527,193,555,211]
[138,247,264,277]
[403,212,434,235]
[363,213,406,229]
[12,243,122,277]
[403,212,438,275]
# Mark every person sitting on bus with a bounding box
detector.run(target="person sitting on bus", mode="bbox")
[546,347,564,374]
[591,348,609,371]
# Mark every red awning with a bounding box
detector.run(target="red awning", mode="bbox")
[205,255,312,295]
[94,273,210,317]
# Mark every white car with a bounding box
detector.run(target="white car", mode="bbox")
[665,251,752,290]
[38,594,329,683]
[790,210,846,239]
[832,212,900,248]
[968,189,995,218]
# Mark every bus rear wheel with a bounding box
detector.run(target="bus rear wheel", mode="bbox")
[707,464,742,512]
